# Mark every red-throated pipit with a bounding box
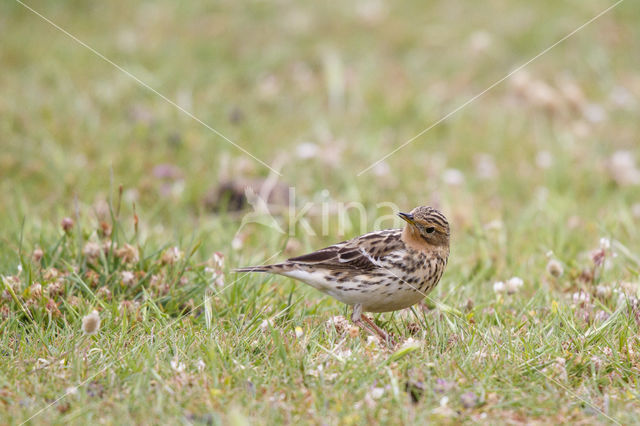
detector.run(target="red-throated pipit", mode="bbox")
[236,206,450,342]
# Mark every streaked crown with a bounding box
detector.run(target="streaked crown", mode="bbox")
[409,206,450,236]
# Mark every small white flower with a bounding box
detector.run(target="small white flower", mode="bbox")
[596,285,612,298]
[231,237,243,251]
[400,337,420,350]
[572,291,590,305]
[609,86,635,108]
[432,395,455,417]
[214,275,225,288]
[469,30,492,53]
[535,151,553,169]
[546,259,564,278]
[81,310,101,335]
[442,168,464,186]
[260,318,274,330]
[369,387,385,400]
[506,277,523,294]
[83,242,101,260]
[553,357,568,381]
[121,271,135,286]
[171,358,186,373]
[608,151,640,186]
[591,355,604,372]
[296,142,319,159]
[336,349,352,360]
[582,103,606,123]
[326,315,350,334]
[29,283,42,300]
[211,252,224,270]
[162,246,183,264]
[196,359,206,372]
[594,311,610,323]
[372,161,390,177]
[474,153,497,179]
[600,238,611,250]
[366,335,380,346]
[295,326,304,338]
[493,281,506,293]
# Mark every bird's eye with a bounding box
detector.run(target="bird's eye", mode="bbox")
[426,227,435,234]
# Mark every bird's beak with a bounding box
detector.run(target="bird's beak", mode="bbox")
[398,212,414,224]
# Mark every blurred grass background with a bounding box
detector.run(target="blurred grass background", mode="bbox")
[2,0,640,423]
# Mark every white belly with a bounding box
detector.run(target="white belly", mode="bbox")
[280,268,431,313]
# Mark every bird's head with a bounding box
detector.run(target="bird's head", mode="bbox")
[398,206,450,247]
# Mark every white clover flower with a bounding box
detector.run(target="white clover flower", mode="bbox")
[121,271,135,286]
[442,169,464,186]
[572,291,590,305]
[231,237,243,251]
[82,310,101,335]
[366,335,380,347]
[260,318,274,330]
[432,395,456,417]
[493,281,506,293]
[296,142,319,159]
[546,259,564,278]
[372,161,390,177]
[162,246,183,264]
[474,153,497,180]
[506,277,524,294]
[535,151,553,169]
[369,387,385,400]
[170,358,186,373]
[607,151,640,186]
[469,30,492,53]
[211,252,225,270]
[196,359,206,372]
[214,275,225,288]
[595,285,612,299]
[83,242,101,260]
[400,337,420,351]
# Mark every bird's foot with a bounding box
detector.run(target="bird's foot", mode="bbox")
[361,315,396,346]
[352,319,393,346]
[351,304,395,346]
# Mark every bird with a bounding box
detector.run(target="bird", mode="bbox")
[235,206,450,343]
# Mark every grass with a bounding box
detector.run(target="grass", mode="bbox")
[2,0,640,423]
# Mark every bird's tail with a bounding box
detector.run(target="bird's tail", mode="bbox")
[234,264,280,273]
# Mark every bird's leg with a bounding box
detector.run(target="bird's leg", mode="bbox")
[351,304,395,346]
[350,304,376,336]
[351,303,363,323]
[361,314,395,346]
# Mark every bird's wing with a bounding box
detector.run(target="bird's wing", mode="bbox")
[286,229,403,271]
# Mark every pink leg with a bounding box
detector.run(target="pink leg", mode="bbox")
[351,304,395,345]
[362,314,395,345]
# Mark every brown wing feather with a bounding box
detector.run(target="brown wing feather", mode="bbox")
[286,229,403,271]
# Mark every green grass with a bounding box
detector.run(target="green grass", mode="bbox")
[2,0,640,424]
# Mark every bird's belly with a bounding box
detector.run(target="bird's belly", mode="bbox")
[360,284,428,312]
[326,280,428,312]
[284,268,435,312]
